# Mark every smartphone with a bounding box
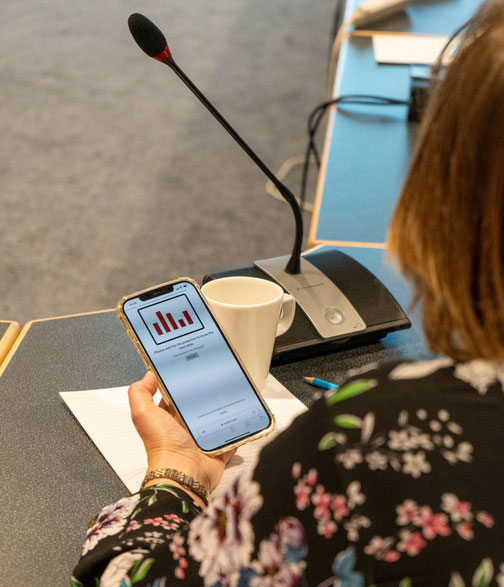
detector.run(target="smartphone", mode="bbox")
[117,277,275,455]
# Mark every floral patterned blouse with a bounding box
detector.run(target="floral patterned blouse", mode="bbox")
[72,357,504,586]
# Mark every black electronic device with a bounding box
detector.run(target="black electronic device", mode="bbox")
[128,13,411,363]
[204,248,409,363]
[408,64,447,122]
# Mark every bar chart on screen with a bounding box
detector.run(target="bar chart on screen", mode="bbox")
[139,294,204,344]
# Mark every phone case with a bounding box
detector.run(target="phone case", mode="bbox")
[116,277,275,456]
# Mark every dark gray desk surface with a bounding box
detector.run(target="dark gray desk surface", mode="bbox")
[0,247,430,585]
[311,0,482,246]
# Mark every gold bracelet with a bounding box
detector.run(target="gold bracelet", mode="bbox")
[141,468,211,506]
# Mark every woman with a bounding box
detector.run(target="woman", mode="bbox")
[72,2,504,585]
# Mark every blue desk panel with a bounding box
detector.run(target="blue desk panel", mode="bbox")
[317,37,413,244]
[313,0,482,245]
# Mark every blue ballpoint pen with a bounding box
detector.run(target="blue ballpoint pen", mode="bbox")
[303,377,338,391]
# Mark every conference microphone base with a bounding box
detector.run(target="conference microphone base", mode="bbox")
[202,247,410,364]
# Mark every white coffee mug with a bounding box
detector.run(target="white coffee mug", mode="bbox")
[201,276,296,390]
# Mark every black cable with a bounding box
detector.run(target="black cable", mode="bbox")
[299,94,410,213]
[308,102,330,166]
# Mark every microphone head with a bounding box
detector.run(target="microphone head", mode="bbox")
[128,13,171,60]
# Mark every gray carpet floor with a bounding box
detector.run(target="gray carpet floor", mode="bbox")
[1,0,335,324]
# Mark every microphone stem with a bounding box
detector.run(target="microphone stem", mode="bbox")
[165,59,303,274]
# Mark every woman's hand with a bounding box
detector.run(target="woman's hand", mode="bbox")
[128,372,235,497]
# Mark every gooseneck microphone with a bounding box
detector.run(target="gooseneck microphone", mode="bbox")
[128,12,302,275]
[127,12,411,363]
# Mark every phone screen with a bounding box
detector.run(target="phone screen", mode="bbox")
[122,280,272,452]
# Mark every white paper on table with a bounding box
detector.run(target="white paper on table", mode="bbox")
[60,374,308,497]
[372,33,452,65]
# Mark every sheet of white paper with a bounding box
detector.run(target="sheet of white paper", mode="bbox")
[60,374,307,497]
[372,33,451,65]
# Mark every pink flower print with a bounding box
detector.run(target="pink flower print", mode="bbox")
[311,485,332,521]
[161,516,183,531]
[441,493,473,522]
[305,468,318,486]
[396,499,420,526]
[415,507,451,540]
[317,518,338,539]
[331,495,349,521]
[456,520,474,540]
[293,467,317,510]
[476,512,494,528]
[383,550,400,562]
[397,530,427,556]
[126,520,141,533]
[364,536,394,558]
[174,557,189,580]
[170,532,188,580]
[144,517,164,527]
[169,532,187,560]
[364,540,400,563]
[294,479,312,511]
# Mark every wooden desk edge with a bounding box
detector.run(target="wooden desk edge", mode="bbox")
[309,240,387,249]
[308,33,355,249]
[350,30,450,38]
[0,309,114,377]
[0,321,21,370]
[308,102,336,249]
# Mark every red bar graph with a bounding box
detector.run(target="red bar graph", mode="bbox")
[141,294,203,345]
[152,309,196,335]
[167,312,178,330]
[156,311,170,333]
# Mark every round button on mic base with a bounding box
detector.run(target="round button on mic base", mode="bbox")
[324,307,345,325]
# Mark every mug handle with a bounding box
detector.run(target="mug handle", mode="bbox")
[276,294,296,337]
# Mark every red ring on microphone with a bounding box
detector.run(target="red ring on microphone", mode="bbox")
[154,46,171,61]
